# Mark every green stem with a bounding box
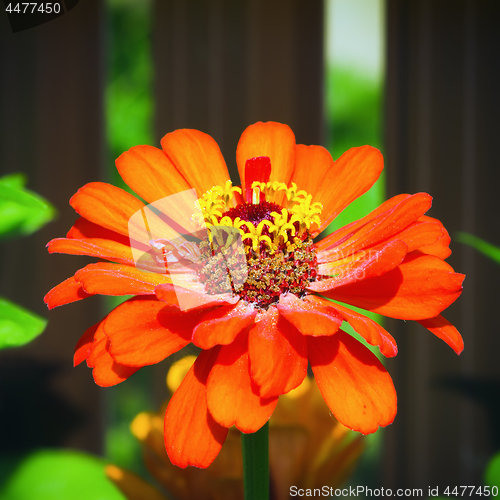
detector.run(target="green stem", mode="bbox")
[241,422,270,500]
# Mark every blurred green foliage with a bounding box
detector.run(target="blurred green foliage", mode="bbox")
[106,0,153,190]
[0,298,47,349]
[0,173,54,349]
[104,368,155,474]
[0,173,55,239]
[485,451,500,489]
[0,450,126,500]
[456,232,500,265]
[326,66,385,234]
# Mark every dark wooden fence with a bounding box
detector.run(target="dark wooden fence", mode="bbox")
[384,0,500,489]
[0,0,105,454]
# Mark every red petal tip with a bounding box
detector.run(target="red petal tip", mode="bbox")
[245,156,272,202]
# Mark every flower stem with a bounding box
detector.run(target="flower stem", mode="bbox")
[241,422,269,500]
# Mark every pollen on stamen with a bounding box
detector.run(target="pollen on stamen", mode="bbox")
[196,177,321,308]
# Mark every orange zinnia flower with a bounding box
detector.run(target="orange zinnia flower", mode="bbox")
[45,121,464,469]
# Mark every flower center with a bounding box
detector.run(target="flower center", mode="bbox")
[223,201,281,225]
[195,176,321,309]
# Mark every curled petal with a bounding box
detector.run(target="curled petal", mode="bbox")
[44,276,93,310]
[86,319,138,387]
[207,334,278,433]
[418,314,464,354]
[318,299,398,357]
[47,238,135,266]
[155,282,237,310]
[315,193,411,254]
[414,216,452,259]
[192,301,257,349]
[322,252,465,320]
[74,322,99,367]
[164,347,228,468]
[248,307,308,398]
[75,263,171,296]
[276,294,342,336]
[318,193,431,259]
[391,215,451,258]
[308,331,397,434]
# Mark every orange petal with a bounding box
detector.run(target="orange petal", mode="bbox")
[388,215,450,258]
[414,216,452,259]
[192,301,257,349]
[315,193,411,254]
[161,129,230,197]
[67,217,130,246]
[47,238,134,266]
[116,145,191,203]
[87,320,139,387]
[314,146,384,234]
[74,322,99,366]
[318,193,431,259]
[75,263,171,296]
[418,314,464,354]
[276,294,342,336]
[236,122,296,200]
[207,334,278,432]
[320,299,398,357]
[290,144,334,195]
[418,238,452,260]
[164,348,228,468]
[312,240,408,292]
[322,252,464,320]
[152,283,181,305]
[308,331,397,434]
[248,307,308,398]
[70,182,145,238]
[155,282,237,310]
[104,299,195,367]
[44,276,93,310]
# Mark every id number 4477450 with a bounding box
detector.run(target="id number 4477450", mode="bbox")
[442,486,498,497]
[5,3,62,14]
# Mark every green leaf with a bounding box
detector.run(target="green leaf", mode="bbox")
[0,175,56,238]
[0,172,27,188]
[456,232,500,265]
[485,451,500,488]
[0,449,126,500]
[0,298,47,349]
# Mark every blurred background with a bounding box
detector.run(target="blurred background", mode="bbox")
[0,0,499,497]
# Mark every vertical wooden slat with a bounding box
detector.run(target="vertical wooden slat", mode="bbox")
[384,0,500,488]
[154,0,323,182]
[0,1,105,454]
